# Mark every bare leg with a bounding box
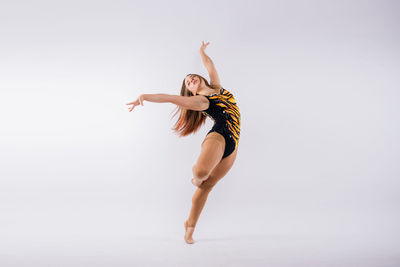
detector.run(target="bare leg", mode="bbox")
[184,220,194,244]
[184,147,239,244]
[191,132,225,187]
[187,187,212,227]
[191,177,203,187]
[184,186,212,244]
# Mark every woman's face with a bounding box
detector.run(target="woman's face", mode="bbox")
[184,74,200,95]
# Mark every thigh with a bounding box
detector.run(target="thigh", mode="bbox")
[199,146,238,190]
[194,132,226,175]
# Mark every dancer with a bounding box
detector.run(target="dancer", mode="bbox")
[126,41,241,244]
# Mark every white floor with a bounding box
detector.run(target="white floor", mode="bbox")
[1,209,399,267]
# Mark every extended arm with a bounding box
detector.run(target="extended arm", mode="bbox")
[200,42,221,87]
[143,94,208,111]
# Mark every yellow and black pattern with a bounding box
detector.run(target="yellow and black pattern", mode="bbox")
[202,88,241,150]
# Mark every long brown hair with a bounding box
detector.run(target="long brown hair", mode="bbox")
[171,74,219,137]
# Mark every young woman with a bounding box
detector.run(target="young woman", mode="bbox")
[126,41,241,244]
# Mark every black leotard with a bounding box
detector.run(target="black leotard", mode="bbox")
[201,87,241,159]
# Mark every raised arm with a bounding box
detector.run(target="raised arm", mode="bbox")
[200,41,222,88]
[135,94,208,111]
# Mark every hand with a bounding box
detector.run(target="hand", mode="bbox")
[200,41,210,52]
[126,94,145,112]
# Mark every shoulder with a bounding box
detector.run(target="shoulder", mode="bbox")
[210,84,223,91]
[210,83,220,89]
[191,94,210,111]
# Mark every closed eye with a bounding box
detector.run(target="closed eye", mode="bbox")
[186,76,193,86]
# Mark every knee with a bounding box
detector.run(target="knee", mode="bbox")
[192,165,210,181]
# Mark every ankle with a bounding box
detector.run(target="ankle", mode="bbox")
[186,220,195,228]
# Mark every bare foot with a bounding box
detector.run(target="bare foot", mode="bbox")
[191,178,203,187]
[184,220,195,244]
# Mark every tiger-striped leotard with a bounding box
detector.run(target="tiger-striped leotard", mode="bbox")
[201,87,241,158]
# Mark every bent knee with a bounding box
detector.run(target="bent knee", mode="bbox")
[192,165,210,180]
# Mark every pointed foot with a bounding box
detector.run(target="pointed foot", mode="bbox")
[184,220,195,244]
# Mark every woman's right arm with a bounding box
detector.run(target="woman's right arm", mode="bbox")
[143,94,208,111]
[200,41,222,88]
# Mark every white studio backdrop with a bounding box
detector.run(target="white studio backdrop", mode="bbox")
[0,0,399,266]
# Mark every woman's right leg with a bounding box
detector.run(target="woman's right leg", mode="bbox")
[191,132,225,184]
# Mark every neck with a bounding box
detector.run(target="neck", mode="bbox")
[197,84,216,95]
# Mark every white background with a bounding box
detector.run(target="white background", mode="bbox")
[1,0,399,266]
